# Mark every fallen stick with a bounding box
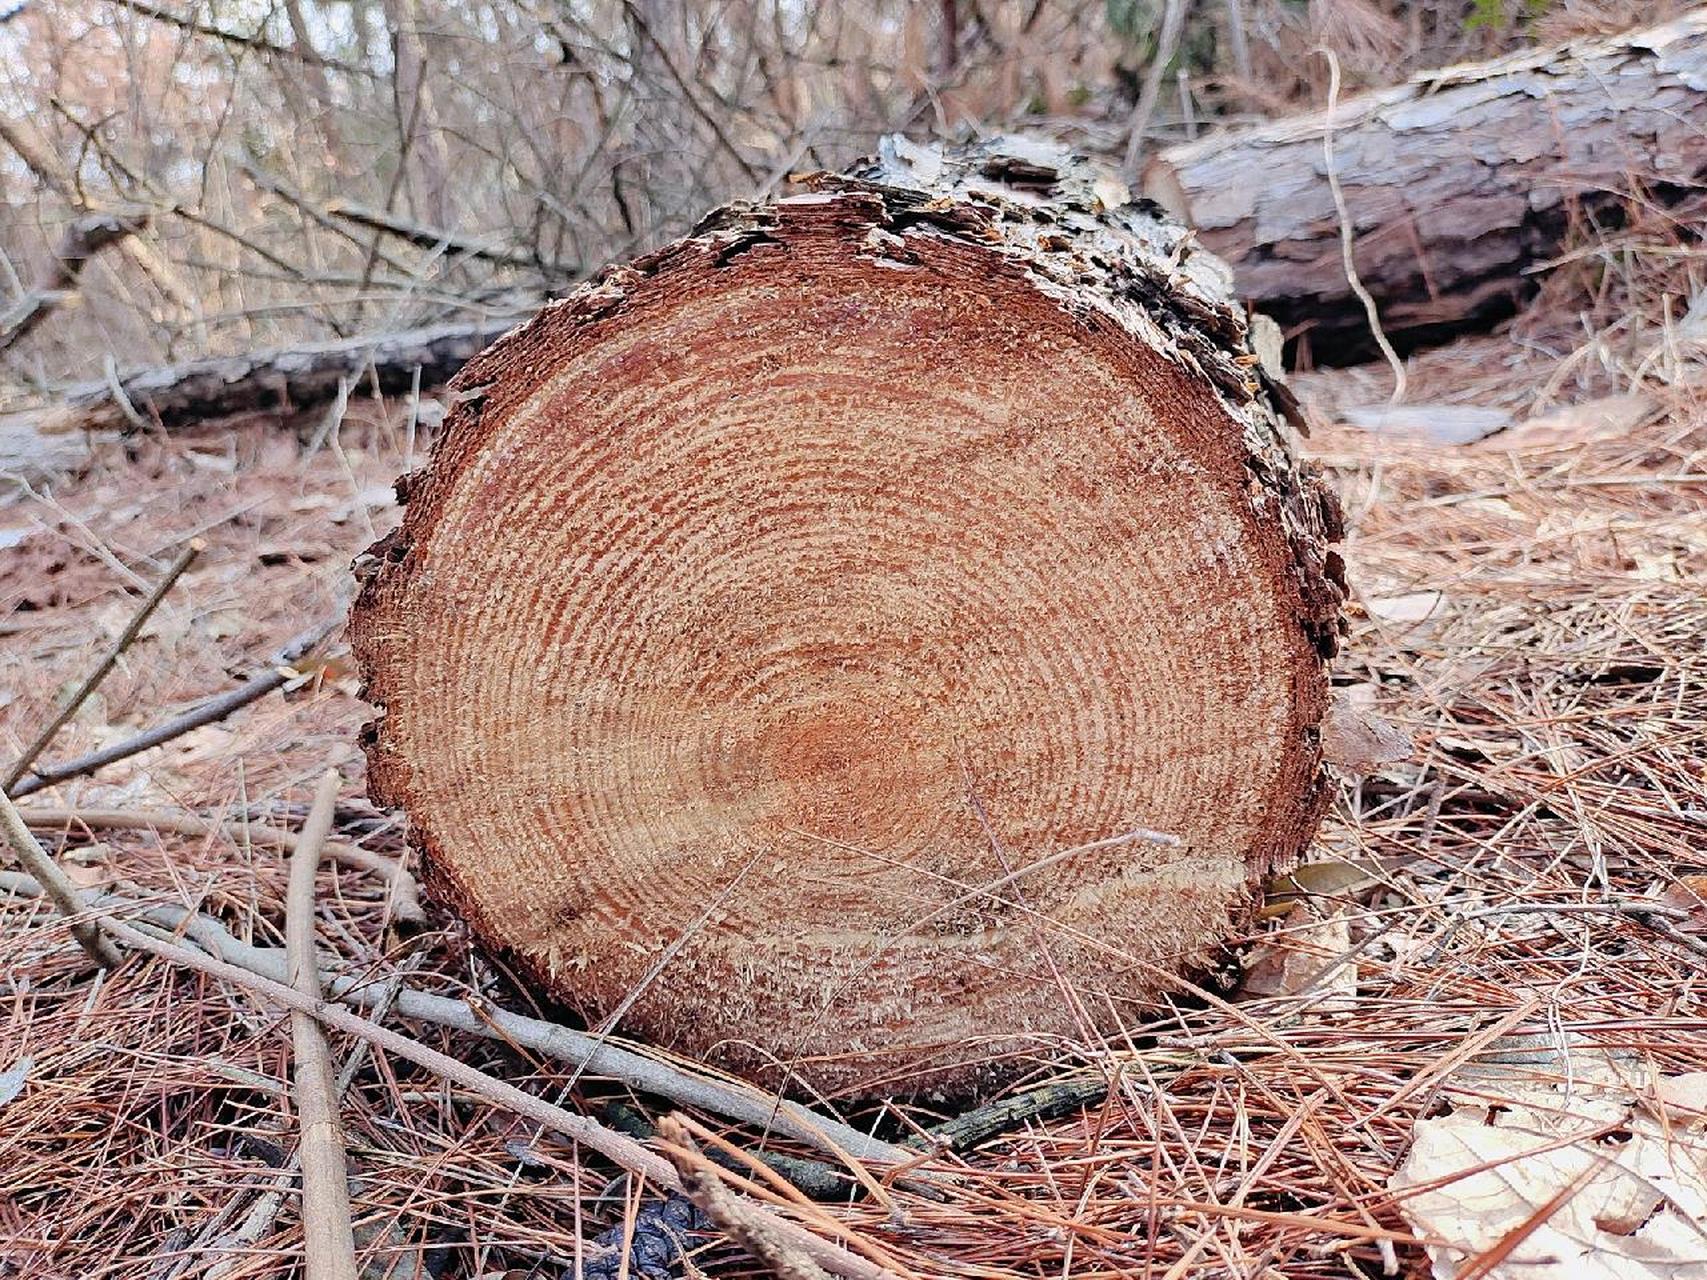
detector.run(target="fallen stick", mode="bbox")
[0,870,910,1168]
[0,790,122,967]
[27,316,523,435]
[0,211,149,353]
[3,538,202,793]
[84,912,909,1280]
[8,617,337,799]
[18,804,426,932]
[286,772,360,1280]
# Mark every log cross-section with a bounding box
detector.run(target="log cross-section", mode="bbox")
[349,137,1345,1095]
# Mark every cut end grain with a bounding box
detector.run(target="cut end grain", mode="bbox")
[350,142,1343,1095]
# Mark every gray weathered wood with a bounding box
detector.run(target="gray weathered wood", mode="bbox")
[22,314,526,433]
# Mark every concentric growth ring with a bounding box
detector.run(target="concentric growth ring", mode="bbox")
[352,190,1331,1095]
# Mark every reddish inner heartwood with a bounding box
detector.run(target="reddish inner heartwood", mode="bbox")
[353,206,1327,1094]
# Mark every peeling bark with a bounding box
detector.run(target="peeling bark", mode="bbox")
[1145,13,1707,357]
[349,136,1345,1096]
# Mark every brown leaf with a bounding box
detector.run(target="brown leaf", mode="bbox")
[1240,905,1357,1006]
[1390,1050,1707,1279]
[1321,685,1413,775]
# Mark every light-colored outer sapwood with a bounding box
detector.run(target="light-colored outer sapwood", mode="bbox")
[349,136,1345,1096]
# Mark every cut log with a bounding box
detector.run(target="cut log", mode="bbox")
[1144,13,1707,358]
[348,137,1346,1096]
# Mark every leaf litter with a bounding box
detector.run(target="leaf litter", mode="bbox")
[2,299,1707,1274]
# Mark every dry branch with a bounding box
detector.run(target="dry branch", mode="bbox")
[9,617,337,797]
[0,212,149,352]
[285,772,359,1280]
[95,0,374,76]
[1144,12,1707,354]
[2,538,201,793]
[78,911,910,1280]
[27,316,524,434]
[17,804,426,932]
[659,1117,834,1280]
[351,136,1345,1094]
[0,868,911,1168]
[322,198,572,275]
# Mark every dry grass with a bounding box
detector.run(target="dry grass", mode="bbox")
[1,299,1704,1277]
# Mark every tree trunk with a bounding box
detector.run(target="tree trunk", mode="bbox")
[348,136,1345,1096]
[1143,13,1707,359]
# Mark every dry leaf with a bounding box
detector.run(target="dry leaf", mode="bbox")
[60,841,114,889]
[1489,393,1655,451]
[1390,1048,1707,1279]
[1342,402,1513,445]
[1367,589,1448,626]
[0,1056,30,1109]
[1322,684,1413,775]
[1263,853,1410,917]
[1240,905,1357,1006]
[1648,1074,1707,1130]
[1658,875,1707,927]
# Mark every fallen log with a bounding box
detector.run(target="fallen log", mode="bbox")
[23,313,526,434]
[1144,12,1707,359]
[349,137,1346,1095]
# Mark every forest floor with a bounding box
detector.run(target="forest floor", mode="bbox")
[2,295,1705,1279]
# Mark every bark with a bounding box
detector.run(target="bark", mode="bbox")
[348,135,1345,1096]
[29,315,525,434]
[1143,13,1707,357]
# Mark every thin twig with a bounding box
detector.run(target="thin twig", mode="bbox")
[0,790,122,967]
[95,0,376,78]
[9,617,337,798]
[0,211,148,353]
[80,909,907,1280]
[286,771,359,1280]
[1123,0,1191,173]
[1317,46,1406,403]
[4,538,202,794]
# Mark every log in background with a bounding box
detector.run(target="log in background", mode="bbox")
[1145,12,1707,358]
